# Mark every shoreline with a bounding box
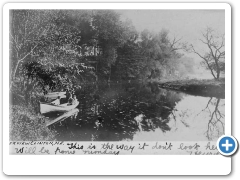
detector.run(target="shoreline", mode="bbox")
[157,78,225,99]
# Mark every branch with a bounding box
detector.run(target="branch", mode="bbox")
[170,36,186,52]
[9,41,19,53]
[214,36,225,58]
[195,97,212,117]
[170,36,183,48]
[217,51,225,60]
[10,33,19,51]
[18,44,38,62]
[190,45,217,79]
[203,59,217,79]
[199,38,208,45]
[202,28,217,61]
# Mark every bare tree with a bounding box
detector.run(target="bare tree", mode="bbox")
[190,28,225,80]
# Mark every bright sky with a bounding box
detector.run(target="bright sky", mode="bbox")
[117,10,225,78]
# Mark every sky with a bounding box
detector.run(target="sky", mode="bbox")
[117,10,225,78]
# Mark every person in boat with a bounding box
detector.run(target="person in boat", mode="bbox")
[66,89,71,99]
[68,93,78,104]
[61,88,71,104]
[67,94,78,105]
[72,95,78,105]
[67,94,74,105]
[51,96,61,106]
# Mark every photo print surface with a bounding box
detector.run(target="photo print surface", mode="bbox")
[9,9,226,155]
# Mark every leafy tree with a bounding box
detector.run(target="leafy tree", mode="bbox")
[115,36,144,80]
[22,61,93,94]
[9,10,54,89]
[92,10,136,81]
[10,10,95,104]
[137,29,186,80]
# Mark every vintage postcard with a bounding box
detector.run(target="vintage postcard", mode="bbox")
[3,2,231,175]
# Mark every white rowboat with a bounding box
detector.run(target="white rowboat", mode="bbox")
[44,92,66,99]
[40,101,79,114]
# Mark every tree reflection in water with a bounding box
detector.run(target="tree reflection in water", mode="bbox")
[48,82,224,141]
[205,98,224,140]
[163,96,225,141]
[191,97,224,140]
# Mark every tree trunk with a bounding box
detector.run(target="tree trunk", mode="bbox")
[12,60,20,80]
[10,60,20,90]
[216,70,220,80]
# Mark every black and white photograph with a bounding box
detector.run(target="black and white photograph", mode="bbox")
[8,7,227,155]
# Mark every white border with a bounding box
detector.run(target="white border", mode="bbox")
[3,3,231,175]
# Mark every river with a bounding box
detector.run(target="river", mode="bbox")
[46,82,225,141]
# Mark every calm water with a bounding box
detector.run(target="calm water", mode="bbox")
[46,82,225,141]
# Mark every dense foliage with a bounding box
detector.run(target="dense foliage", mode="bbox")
[10,10,194,100]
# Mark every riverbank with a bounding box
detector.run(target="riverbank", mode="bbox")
[158,78,225,98]
[10,105,56,141]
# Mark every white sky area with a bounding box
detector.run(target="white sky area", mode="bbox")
[117,10,225,79]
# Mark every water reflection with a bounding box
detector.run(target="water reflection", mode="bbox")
[47,82,225,141]
[205,98,224,140]
[46,108,79,127]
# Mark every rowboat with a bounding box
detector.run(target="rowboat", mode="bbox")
[40,101,79,114]
[44,92,66,99]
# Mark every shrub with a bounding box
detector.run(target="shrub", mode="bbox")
[10,105,56,141]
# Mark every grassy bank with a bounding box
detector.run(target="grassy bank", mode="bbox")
[158,78,225,98]
[10,105,56,141]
